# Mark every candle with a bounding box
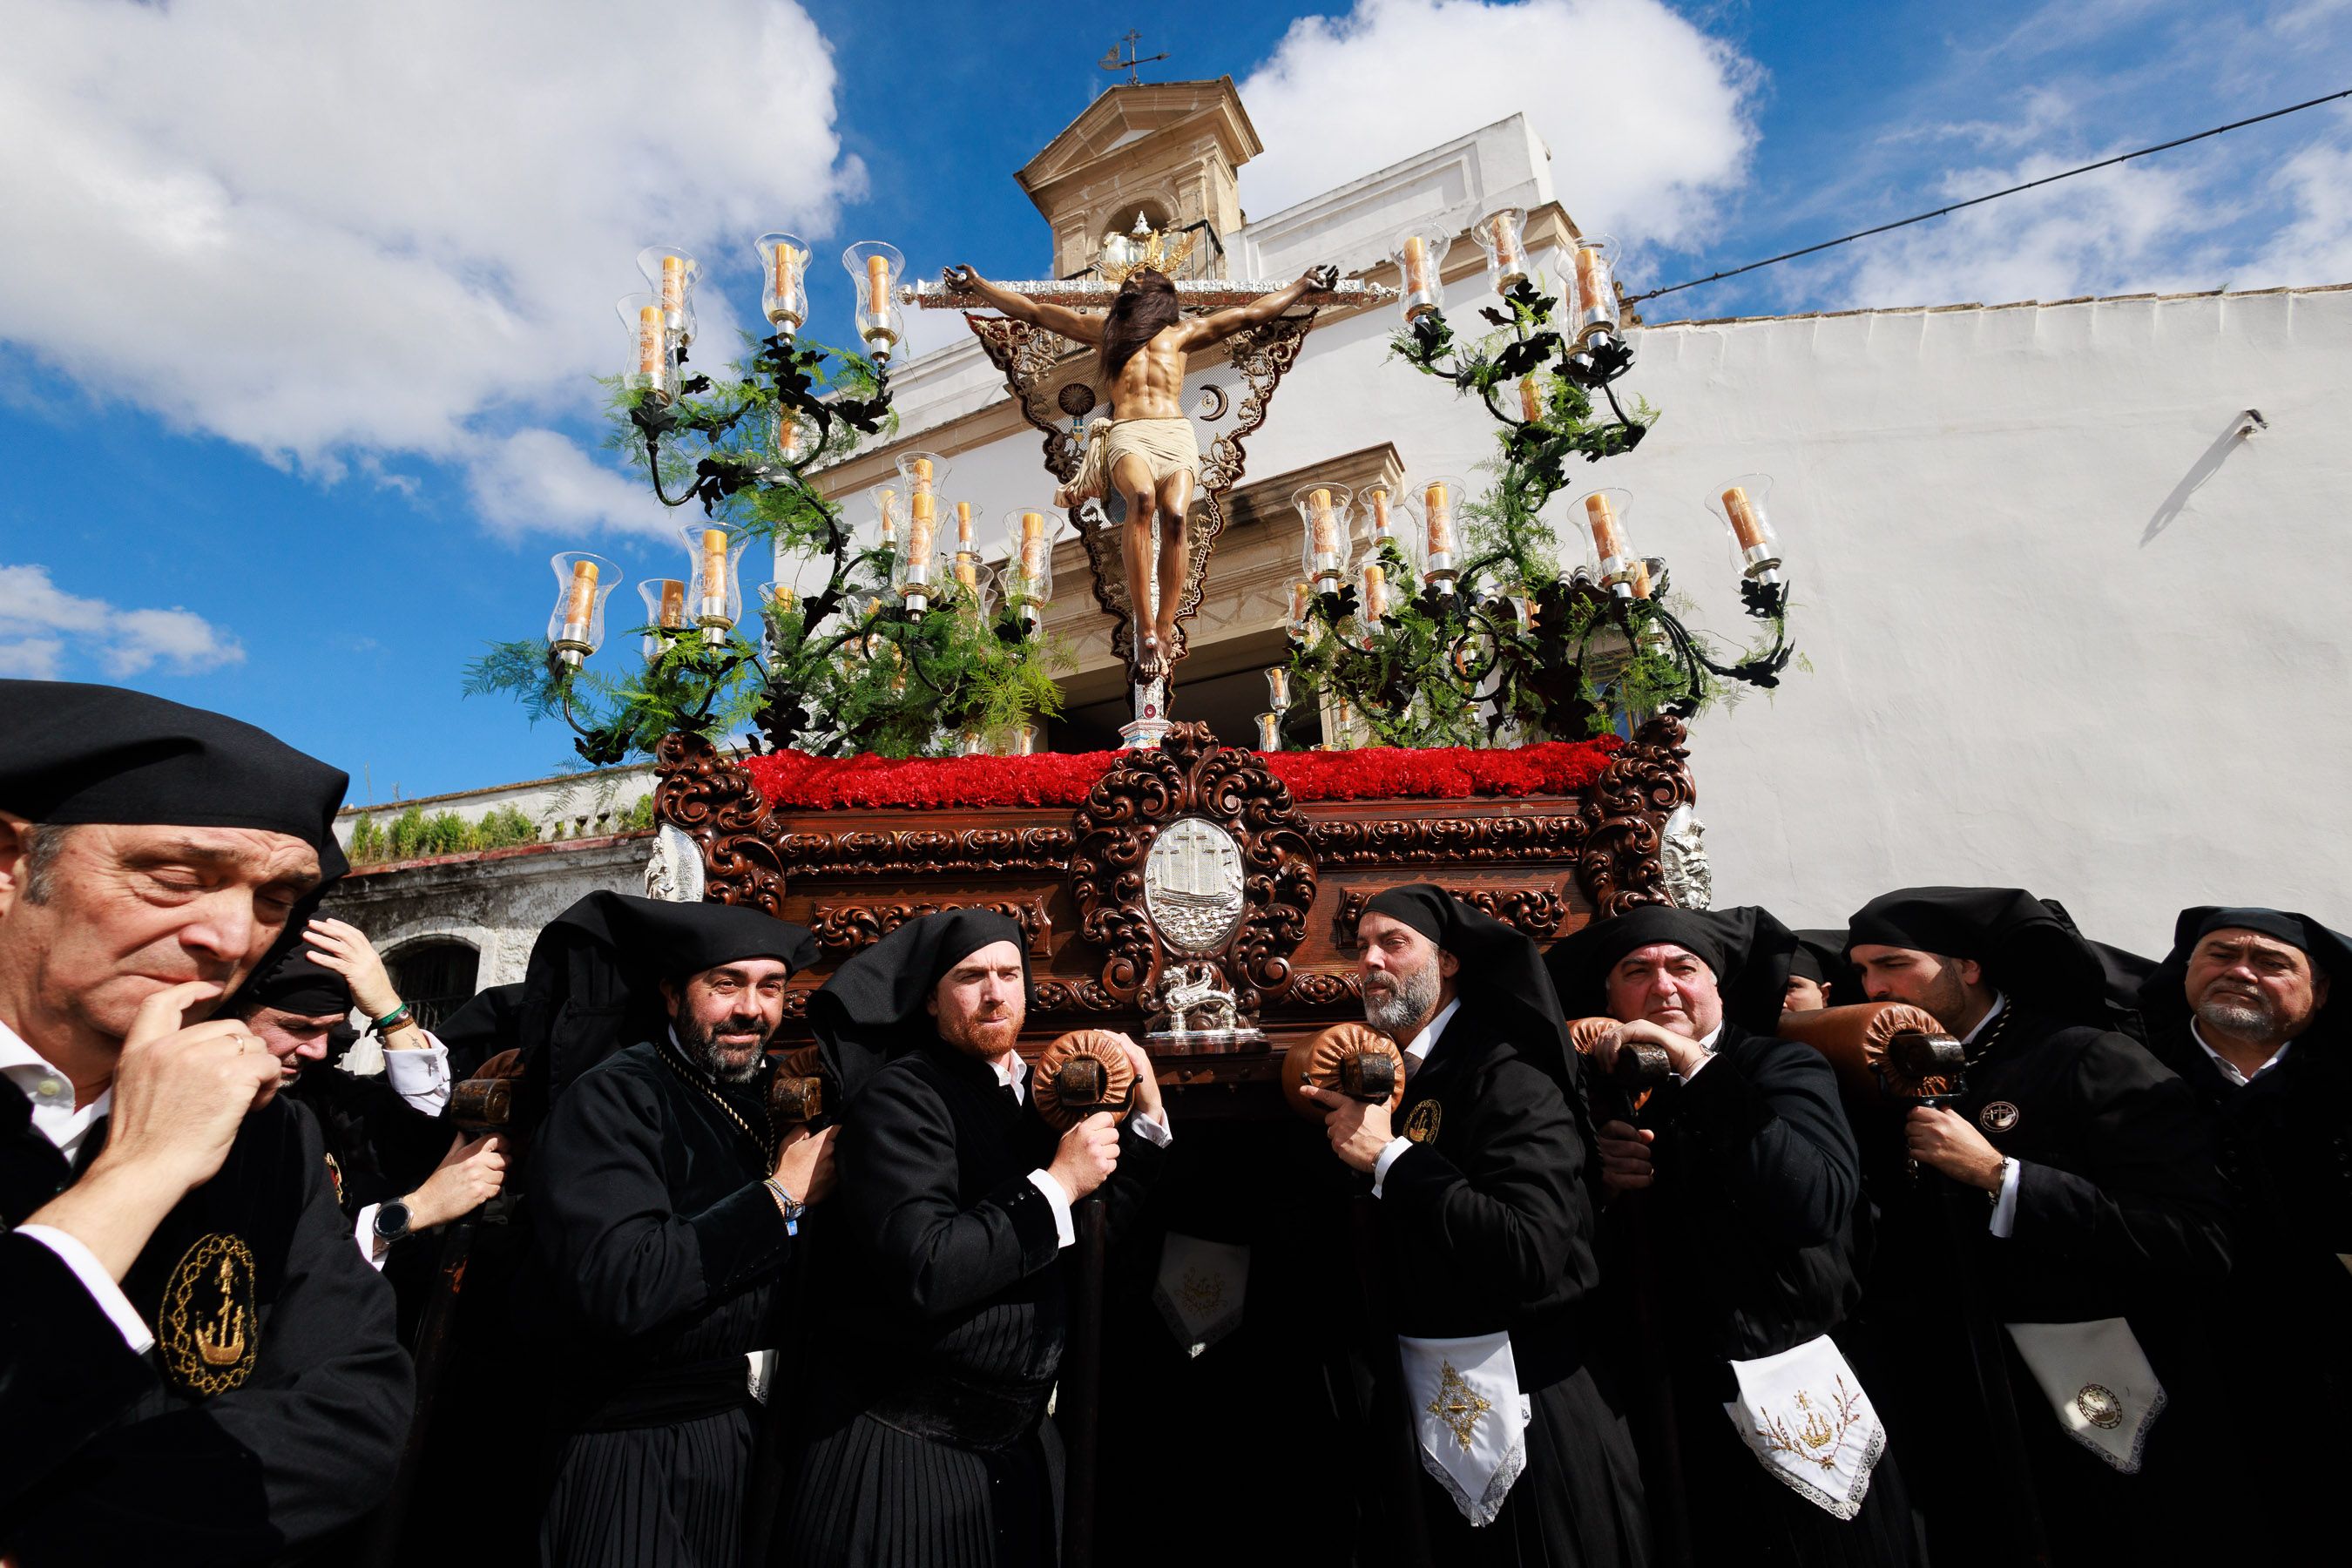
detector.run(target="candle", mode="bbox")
[1288,579,1314,625]
[1518,375,1543,423]
[700,529,728,617]
[1308,488,1337,563]
[1369,487,1391,537]
[1629,558,1653,600]
[1402,235,1431,294]
[1255,712,1283,752]
[1576,245,1605,315]
[1021,511,1045,581]
[865,253,889,314]
[636,306,664,379]
[1721,486,1767,551]
[777,413,801,462]
[956,500,973,548]
[956,558,977,591]
[1266,666,1292,709]
[771,586,797,616]
[907,510,935,576]
[1424,481,1454,558]
[1362,562,1387,623]
[1491,215,1524,279]
[1585,493,1629,564]
[772,243,806,324]
[563,559,598,641]
[660,255,686,316]
[659,579,684,628]
[876,490,896,545]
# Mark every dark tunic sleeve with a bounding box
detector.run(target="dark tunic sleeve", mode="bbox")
[1379,1047,1587,1308]
[838,1064,1063,1322]
[1,1100,413,1567]
[531,1056,791,1341]
[2008,1030,2230,1285]
[1668,1031,1860,1250]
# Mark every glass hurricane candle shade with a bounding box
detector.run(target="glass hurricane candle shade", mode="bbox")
[1418,476,1464,584]
[1576,489,1646,598]
[842,241,905,355]
[547,552,622,663]
[1255,712,1284,752]
[639,578,688,661]
[1285,579,1315,638]
[1475,207,1531,294]
[1707,473,1784,585]
[1294,482,1355,585]
[618,293,674,407]
[754,233,812,335]
[1003,510,1055,606]
[951,558,997,618]
[1357,483,1416,569]
[868,481,909,557]
[1569,236,1621,346]
[637,246,701,348]
[679,523,752,637]
[1265,666,1293,711]
[1392,230,1443,323]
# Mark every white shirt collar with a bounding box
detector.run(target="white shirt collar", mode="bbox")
[990,1050,1031,1104]
[1961,991,2008,1046]
[2187,1019,2291,1088]
[0,1015,112,1159]
[1401,997,1463,1067]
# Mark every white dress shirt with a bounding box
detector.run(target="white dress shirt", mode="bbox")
[352,1033,456,1268]
[2187,1019,2291,1088]
[1371,997,1463,1197]
[1,1017,155,1353]
[1958,994,2029,1238]
[1000,1050,1171,1248]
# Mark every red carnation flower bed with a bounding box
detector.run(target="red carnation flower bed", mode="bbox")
[742,737,1620,813]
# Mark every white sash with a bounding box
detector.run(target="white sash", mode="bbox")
[1720,1335,1886,1519]
[746,1348,774,1406]
[1151,1233,1249,1358]
[2004,1318,2166,1472]
[1397,1331,1531,1527]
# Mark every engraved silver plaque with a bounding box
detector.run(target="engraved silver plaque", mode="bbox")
[1145,816,1247,956]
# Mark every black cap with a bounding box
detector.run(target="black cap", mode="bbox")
[810,909,1029,1098]
[1544,904,1801,1035]
[232,950,350,1018]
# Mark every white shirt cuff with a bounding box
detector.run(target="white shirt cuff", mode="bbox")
[382,1035,452,1112]
[17,1224,156,1354]
[1987,1158,2022,1238]
[1130,1107,1172,1148]
[1027,1168,1077,1248]
[1369,1136,1414,1198]
[354,1203,391,1271]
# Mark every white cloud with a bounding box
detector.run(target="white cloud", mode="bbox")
[0,0,861,534]
[465,428,682,541]
[1236,0,1758,252]
[2245,122,2352,284]
[0,564,246,678]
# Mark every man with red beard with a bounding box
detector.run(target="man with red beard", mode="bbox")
[0,680,409,1565]
[785,909,1169,1568]
[519,893,830,1568]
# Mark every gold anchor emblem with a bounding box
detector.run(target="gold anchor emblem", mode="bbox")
[1404,1099,1443,1145]
[162,1233,259,1396]
[1426,1361,1491,1452]
[2075,1383,2124,1430]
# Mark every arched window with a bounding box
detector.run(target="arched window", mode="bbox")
[385,938,481,1031]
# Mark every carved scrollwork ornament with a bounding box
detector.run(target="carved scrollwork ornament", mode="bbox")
[654,732,789,915]
[1066,724,1315,1016]
[1578,714,1698,916]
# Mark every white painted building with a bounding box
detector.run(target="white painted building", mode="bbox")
[328,78,2349,976]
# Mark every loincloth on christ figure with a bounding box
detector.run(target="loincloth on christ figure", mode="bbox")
[1054,415,1200,516]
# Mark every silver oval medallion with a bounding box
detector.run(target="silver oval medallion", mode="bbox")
[1145,816,1247,957]
[1979,1100,2020,1132]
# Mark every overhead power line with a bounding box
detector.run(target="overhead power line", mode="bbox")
[1625,86,2352,307]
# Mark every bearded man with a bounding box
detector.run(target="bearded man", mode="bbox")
[1305,884,1649,1566]
[1548,906,1916,1566]
[785,909,1169,1568]
[521,892,829,1568]
[1843,886,2227,1565]
[2132,906,2352,1554]
[0,680,410,1565]
[945,260,1334,678]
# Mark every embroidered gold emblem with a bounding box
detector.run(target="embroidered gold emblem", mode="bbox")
[2074,1383,2124,1429]
[1426,1361,1491,1452]
[1979,1100,2020,1132]
[1753,1377,1865,1471]
[1404,1100,1443,1145]
[161,1233,260,1396]
[1174,1266,1225,1315]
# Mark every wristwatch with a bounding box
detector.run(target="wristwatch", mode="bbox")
[374,1200,414,1244]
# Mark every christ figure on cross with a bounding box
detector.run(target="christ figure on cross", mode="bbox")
[944,261,1335,679]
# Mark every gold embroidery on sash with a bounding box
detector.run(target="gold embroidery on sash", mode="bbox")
[161,1233,260,1396]
[1752,1376,1865,1471]
[1427,1361,1491,1451]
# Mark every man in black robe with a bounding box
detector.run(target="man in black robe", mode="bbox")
[1843,886,2229,1565]
[1548,905,1916,1567]
[784,909,1171,1568]
[1304,883,1649,1566]
[2133,905,2351,1554]
[0,679,411,1565]
[518,891,828,1568]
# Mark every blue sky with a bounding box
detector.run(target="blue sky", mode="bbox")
[3,0,2347,802]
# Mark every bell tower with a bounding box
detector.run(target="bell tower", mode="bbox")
[1015,78,1263,280]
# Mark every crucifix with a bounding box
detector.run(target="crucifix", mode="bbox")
[911,225,1392,745]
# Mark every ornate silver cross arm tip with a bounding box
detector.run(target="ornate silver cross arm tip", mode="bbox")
[902,279,1397,310]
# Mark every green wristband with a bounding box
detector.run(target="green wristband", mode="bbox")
[372,1003,412,1032]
